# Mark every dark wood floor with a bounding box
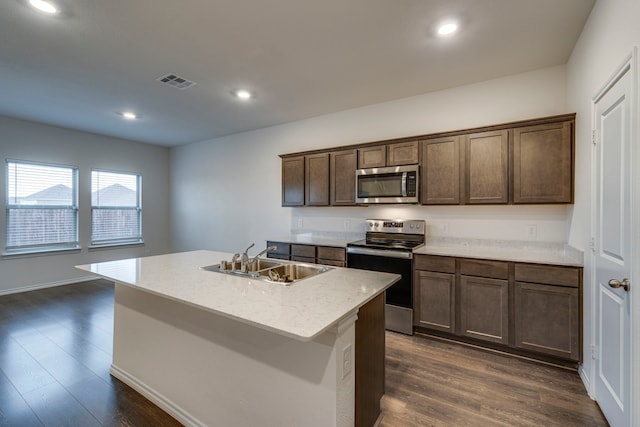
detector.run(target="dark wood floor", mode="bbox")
[1,280,608,426]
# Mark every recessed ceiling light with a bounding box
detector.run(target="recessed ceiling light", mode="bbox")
[437,22,458,36]
[234,89,253,100]
[121,112,138,120]
[29,0,58,14]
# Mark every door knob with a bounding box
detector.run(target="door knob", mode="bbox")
[608,278,630,292]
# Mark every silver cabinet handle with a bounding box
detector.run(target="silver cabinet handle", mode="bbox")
[608,278,630,292]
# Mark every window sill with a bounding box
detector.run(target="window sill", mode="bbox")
[88,241,145,251]
[2,245,81,258]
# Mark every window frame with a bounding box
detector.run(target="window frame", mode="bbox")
[4,159,80,256]
[90,168,143,248]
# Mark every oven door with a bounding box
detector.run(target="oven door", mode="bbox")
[347,248,414,335]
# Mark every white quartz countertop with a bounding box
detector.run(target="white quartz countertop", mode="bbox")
[76,250,399,341]
[414,240,583,267]
[269,234,584,267]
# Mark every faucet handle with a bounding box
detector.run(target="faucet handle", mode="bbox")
[244,243,255,254]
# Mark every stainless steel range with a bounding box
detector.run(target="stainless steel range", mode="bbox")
[346,219,425,335]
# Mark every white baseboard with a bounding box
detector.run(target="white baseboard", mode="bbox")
[578,364,594,399]
[110,364,205,427]
[0,275,100,296]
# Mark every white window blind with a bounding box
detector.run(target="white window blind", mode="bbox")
[91,170,142,246]
[6,160,79,253]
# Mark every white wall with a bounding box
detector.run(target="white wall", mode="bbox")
[170,65,571,254]
[0,115,171,294]
[566,0,640,402]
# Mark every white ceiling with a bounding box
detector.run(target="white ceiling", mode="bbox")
[0,0,595,147]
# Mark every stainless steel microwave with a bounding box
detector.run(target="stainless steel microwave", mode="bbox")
[355,165,419,204]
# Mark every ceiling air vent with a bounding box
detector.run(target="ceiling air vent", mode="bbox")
[156,73,196,90]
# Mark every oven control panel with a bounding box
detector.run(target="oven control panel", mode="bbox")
[365,219,425,235]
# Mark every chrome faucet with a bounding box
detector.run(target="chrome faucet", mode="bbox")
[250,246,277,266]
[240,243,255,273]
[230,253,241,271]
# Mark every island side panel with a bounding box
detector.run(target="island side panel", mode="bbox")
[355,292,385,427]
[110,282,356,427]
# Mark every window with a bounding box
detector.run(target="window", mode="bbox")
[6,160,79,254]
[91,170,142,246]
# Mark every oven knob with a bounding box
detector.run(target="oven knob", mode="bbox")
[374,222,379,227]
[409,224,414,229]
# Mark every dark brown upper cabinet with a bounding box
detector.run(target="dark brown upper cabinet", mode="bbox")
[462,129,509,204]
[421,136,460,205]
[282,156,305,206]
[358,141,419,168]
[282,113,575,207]
[358,145,386,168]
[305,153,330,206]
[387,141,420,166]
[330,149,357,206]
[512,120,574,204]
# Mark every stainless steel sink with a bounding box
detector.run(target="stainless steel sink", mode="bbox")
[201,258,331,285]
[259,263,331,284]
[202,258,281,274]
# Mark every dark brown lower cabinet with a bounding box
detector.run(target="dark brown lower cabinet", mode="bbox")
[266,241,346,266]
[514,281,580,360]
[414,254,582,364]
[414,270,456,333]
[459,276,509,345]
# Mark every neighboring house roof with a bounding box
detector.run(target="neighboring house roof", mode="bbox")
[21,184,71,205]
[92,183,137,206]
[18,183,136,206]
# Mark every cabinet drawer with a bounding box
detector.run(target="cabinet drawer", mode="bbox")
[318,259,345,267]
[515,264,581,288]
[459,259,509,280]
[317,246,345,262]
[291,255,315,263]
[266,241,290,256]
[414,255,455,273]
[291,244,316,258]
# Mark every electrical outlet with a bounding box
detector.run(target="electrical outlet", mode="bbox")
[527,225,537,239]
[441,223,449,235]
[342,344,352,378]
[297,218,303,229]
[344,219,351,230]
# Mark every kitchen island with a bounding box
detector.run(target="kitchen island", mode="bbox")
[76,250,398,427]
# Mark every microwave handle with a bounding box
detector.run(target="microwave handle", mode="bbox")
[401,172,407,197]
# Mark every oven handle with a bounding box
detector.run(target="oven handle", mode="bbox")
[347,246,413,259]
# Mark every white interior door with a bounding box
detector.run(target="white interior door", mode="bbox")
[593,58,633,427]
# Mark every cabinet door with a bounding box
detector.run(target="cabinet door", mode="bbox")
[462,130,509,204]
[514,282,580,361]
[513,121,573,203]
[459,276,509,344]
[387,141,419,166]
[358,146,386,168]
[317,245,346,267]
[421,136,460,205]
[330,149,357,205]
[305,153,329,206]
[414,270,456,333]
[282,156,305,206]
[266,241,290,258]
